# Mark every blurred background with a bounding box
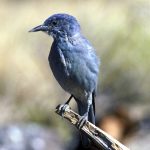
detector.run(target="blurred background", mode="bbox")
[0,0,150,149]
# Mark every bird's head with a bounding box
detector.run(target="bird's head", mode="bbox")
[29,13,81,38]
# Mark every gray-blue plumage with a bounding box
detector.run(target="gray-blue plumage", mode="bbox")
[49,34,99,101]
[30,13,100,147]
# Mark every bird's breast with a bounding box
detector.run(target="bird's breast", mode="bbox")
[48,40,99,100]
[48,44,73,92]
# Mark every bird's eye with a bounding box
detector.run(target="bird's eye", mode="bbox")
[52,21,57,26]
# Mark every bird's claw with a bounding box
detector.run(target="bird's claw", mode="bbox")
[77,113,88,129]
[58,104,69,117]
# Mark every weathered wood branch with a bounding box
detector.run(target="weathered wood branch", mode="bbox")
[55,104,130,150]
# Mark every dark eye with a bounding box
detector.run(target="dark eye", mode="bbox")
[52,21,57,26]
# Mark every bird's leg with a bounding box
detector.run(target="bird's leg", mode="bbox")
[77,94,92,129]
[65,95,73,104]
[58,95,73,116]
[77,105,90,129]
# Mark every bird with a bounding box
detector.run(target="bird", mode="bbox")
[29,13,100,148]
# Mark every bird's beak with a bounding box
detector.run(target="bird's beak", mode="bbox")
[29,25,48,32]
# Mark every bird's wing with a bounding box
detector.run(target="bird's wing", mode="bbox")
[62,39,100,93]
[57,47,70,77]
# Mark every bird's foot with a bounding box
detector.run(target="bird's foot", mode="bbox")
[77,113,88,129]
[58,103,69,117]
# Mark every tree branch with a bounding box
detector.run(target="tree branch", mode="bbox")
[55,104,130,150]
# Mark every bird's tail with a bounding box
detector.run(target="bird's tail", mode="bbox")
[81,104,95,148]
[76,95,95,148]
